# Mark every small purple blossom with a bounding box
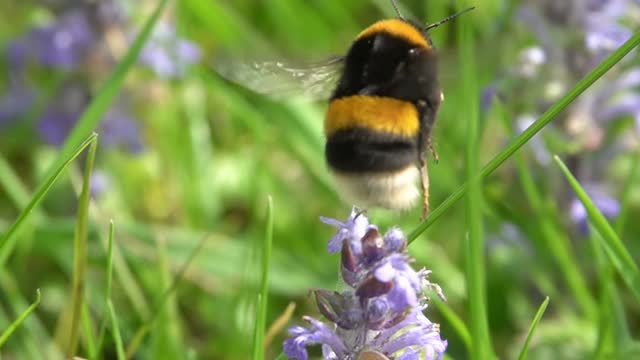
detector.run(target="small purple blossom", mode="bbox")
[284,316,349,360]
[90,170,111,198]
[37,83,88,146]
[8,10,94,70]
[284,208,447,360]
[480,83,500,111]
[320,207,372,254]
[0,85,36,127]
[35,82,143,151]
[100,107,144,153]
[138,22,201,79]
[570,187,620,234]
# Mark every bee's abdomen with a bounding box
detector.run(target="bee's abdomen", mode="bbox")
[325,129,417,172]
[324,95,418,173]
[325,95,419,138]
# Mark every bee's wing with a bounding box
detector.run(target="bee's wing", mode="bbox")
[214,56,344,101]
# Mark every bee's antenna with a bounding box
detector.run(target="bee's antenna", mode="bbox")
[390,0,405,20]
[425,6,475,31]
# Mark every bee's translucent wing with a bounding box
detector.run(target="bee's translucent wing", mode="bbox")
[215,56,344,101]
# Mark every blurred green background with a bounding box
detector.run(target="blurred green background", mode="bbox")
[1,0,639,359]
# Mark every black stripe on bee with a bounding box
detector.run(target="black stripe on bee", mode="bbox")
[325,128,418,173]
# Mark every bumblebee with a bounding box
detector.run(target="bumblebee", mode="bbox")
[218,1,474,218]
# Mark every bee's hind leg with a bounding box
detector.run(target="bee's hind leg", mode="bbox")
[429,142,439,164]
[418,156,429,221]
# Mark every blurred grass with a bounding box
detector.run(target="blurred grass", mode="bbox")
[0,289,40,348]
[253,197,274,360]
[0,134,98,269]
[456,0,493,359]
[555,155,640,302]
[93,221,115,359]
[517,296,549,360]
[1,0,640,359]
[65,136,97,356]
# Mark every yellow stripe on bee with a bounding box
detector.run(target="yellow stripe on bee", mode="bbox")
[325,96,419,137]
[356,19,430,49]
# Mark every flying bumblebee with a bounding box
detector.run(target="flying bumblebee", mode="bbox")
[217,1,474,218]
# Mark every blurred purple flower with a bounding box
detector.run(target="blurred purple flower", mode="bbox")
[8,10,94,70]
[284,208,447,360]
[138,22,201,79]
[37,83,88,146]
[0,85,36,127]
[90,170,111,198]
[36,82,143,151]
[100,107,144,153]
[480,83,499,111]
[569,187,620,234]
[1,2,147,153]
[585,22,632,54]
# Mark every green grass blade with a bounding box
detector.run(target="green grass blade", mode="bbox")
[125,233,209,358]
[517,296,550,360]
[93,220,116,360]
[496,100,596,318]
[81,304,96,358]
[0,155,43,217]
[457,1,493,357]
[0,133,98,269]
[107,300,126,360]
[67,136,98,357]
[434,301,472,352]
[253,196,274,360]
[104,233,150,321]
[592,254,615,360]
[0,289,41,348]
[62,0,171,325]
[0,307,40,359]
[615,150,640,236]
[408,30,640,243]
[0,273,62,358]
[554,155,640,302]
[150,236,185,359]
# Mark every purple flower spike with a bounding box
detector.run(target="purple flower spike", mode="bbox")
[284,209,446,359]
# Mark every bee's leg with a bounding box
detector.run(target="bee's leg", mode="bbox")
[429,142,439,164]
[416,100,436,220]
[418,155,429,220]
